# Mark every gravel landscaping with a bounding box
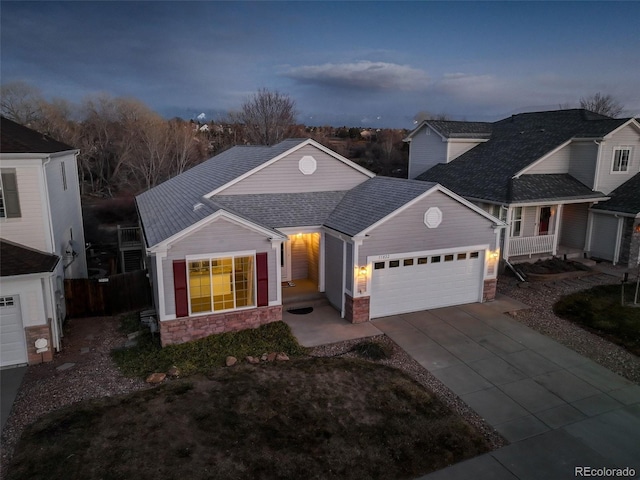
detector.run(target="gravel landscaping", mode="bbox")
[498,270,640,385]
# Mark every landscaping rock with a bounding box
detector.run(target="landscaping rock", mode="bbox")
[167,366,181,378]
[226,356,237,367]
[267,352,277,362]
[245,356,260,364]
[276,352,289,361]
[260,353,268,361]
[146,373,166,384]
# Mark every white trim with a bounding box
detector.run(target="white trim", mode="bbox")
[154,253,167,321]
[204,139,374,198]
[272,240,282,305]
[602,118,640,139]
[589,208,640,218]
[585,211,594,252]
[613,216,624,265]
[513,140,572,178]
[185,249,256,261]
[319,231,326,292]
[509,197,609,208]
[593,140,604,192]
[552,204,563,255]
[277,225,323,235]
[147,209,286,253]
[341,240,346,318]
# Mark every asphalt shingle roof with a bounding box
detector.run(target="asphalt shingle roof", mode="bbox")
[427,120,493,139]
[214,191,348,228]
[0,116,74,153]
[417,109,631,204]
[325,177,438,236]
[0,239,59,276]
[510,174,607,203]
[136,139,308,247]
[592,173,640,215]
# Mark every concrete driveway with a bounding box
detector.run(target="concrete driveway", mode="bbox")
[372,298,640,479]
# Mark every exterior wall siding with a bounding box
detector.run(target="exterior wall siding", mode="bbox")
[560,203,589,250]
[324,233,344,311]
[596,125,640,195]
[290,234,308,280]
[0,166,48,252]
[161,217,277,317]
[45,154,88,279]
[448,141,482,162]
[569,141,598,188]
[345,242,353,292]
[221,145,369,195]
[527,145,571,174]
[358,190,496,264]
[408,126,447,179]
[307,233,320,284]
[589,213,618,261]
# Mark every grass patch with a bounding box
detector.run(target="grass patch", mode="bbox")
[554,284,640,356]
[6,358,490,480]
[112,321,308,377]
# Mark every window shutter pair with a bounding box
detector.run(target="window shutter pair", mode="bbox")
[1,172,21,218]
[172,252,268,318]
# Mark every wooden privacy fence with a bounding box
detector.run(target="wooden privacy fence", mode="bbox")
[64,270,152,318]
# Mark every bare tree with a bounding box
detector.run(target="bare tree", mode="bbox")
[234,88,297,145]
[579,92,623,118]
[1,81,45,125]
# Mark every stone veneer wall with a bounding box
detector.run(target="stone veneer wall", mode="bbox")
[483,278,497,302]
[344,294,370,324]
[160,305,282,346]
[25,323,54,364]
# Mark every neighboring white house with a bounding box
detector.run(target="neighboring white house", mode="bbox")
[406,109,640,267]
[0,117,87,367]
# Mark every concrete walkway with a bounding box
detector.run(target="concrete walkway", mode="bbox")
[372,298,640,479]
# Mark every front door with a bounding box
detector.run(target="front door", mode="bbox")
[538,206,552,235]
[281,241,291,282]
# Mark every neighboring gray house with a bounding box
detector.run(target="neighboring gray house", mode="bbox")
[137,138,504,346]
[406,109,640,267]
[0,117,88,367]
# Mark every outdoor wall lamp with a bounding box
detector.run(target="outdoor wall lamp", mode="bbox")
[358,266,368,276]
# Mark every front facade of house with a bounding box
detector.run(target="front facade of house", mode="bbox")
[137,139,504,346]
[407,110,640,267]
[0,117,88,367]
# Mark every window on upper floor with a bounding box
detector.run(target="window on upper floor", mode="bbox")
[488,204,507,222]
[612,147,631,173]
[0,170,21,219]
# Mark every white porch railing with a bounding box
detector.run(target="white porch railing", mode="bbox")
[509,234,555,256]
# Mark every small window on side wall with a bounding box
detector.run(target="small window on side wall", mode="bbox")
[612,147,631,172]
[374,262,385,270]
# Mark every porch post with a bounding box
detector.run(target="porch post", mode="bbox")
[503,206,512,260]
[552,204,563,256]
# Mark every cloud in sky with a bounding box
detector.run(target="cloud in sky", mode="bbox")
[285,61,430,92]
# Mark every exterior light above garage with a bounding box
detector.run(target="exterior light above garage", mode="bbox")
[358,266,368,276]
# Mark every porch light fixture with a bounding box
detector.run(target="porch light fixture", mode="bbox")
[490,251,499,259]
[635,224,640,233]
[296,233,303,239]
[358,266,368,276]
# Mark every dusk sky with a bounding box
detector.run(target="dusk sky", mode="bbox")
[2,1,639,127]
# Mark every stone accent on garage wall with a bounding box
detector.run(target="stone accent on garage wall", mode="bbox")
[160,306,282,346]
[25,323,54,364]
[345,294,370,323]
[483,278,497,302]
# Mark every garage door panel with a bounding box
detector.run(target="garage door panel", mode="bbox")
[0,296,28,367]
[370,250,484,318]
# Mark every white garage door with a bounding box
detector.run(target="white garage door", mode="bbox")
[370,249,484,318]
[0,296,28,367]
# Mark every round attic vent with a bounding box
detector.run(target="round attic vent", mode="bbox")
[299,155,317,175]
[424,207,443,229]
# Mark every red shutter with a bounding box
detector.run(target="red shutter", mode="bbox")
[173,260,189,317]
[256,252,268,307]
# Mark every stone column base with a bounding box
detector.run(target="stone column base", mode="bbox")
[483,278,497,302]
[344,294,370,324]
[25,323,54,364]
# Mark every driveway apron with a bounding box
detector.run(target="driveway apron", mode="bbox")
[373,297,640,479]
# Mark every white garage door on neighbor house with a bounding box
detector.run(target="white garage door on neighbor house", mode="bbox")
[0,295,28,367]
[369,249,485,318]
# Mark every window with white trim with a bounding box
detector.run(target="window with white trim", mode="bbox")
[0,170,21,218]
[510,207,523,237]
[612,147,631,172]
[0,296,15,307]
[188,254,255,314]
[488,204,507,221]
